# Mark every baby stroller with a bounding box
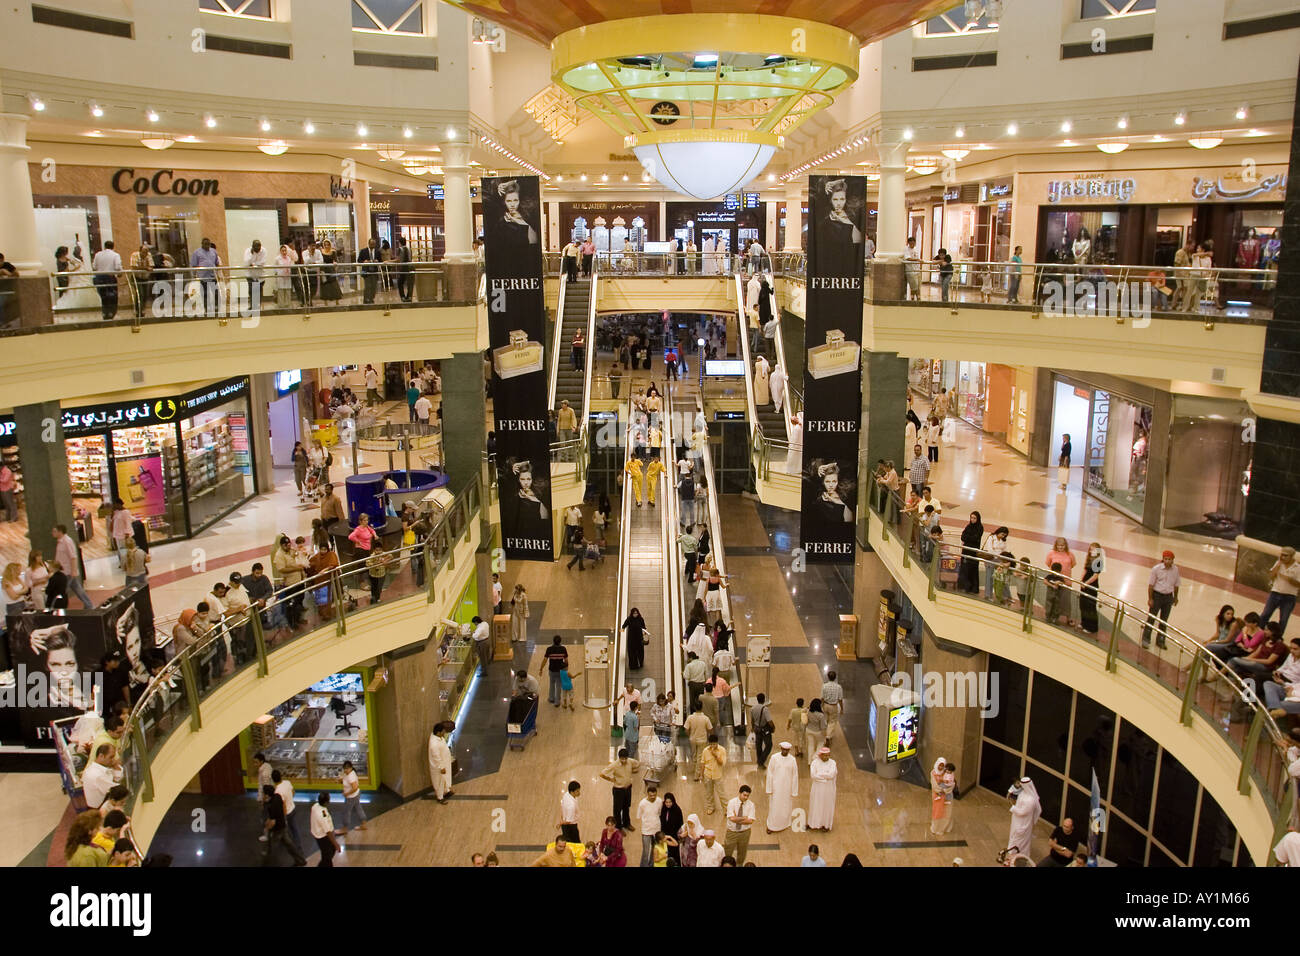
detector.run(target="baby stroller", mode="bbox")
[304,462,327,501]
[641,734,677,786]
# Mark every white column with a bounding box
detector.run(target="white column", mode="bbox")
[441,141,474,262]
[875,141,909,261]
[0,111,42,272]
[782,183,802,251]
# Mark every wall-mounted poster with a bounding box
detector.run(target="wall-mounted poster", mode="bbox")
[799,174,866,563]
[482,176,553,561]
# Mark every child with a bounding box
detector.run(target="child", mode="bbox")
[651,830,676,867]
[623,700,640,758]
[992,552,1013,606]
[559,662,583,711]
[366,545,392,605]
[583,841,605,867]
[1044,561,1065,623]
[942,763,957,802]
[1012,556,1032,609]
[980,267,994,302]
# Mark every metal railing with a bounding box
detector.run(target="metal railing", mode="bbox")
[661,385,685,728]
[869,484,1296,857]
[35,260,475,332]
[115,472,483,823]
[611,392,637,730]
[547,269,568,410]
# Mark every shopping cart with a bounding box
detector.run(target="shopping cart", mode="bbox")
[507,693,538,751]
[641,734,677,786]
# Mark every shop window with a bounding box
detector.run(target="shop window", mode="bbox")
[1151,749,1196,863]
[181,400,253,534]
[200,0,272,18]
[1103,809,1148,865]
[983,654,1028,750]
[978,739,1021,794]
[1026,672,1070,773]
[924,4,999,35]
[1110,718,1157,827]
[1086,390,1152,519]
[1067,694,1115,793]
[353,0,424,34]
[1081,0,1155,20]
[1192,789,1238,867]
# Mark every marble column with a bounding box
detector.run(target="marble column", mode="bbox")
[875,141,909,261]
[440,352,486,496]
[441,141,473,262]
[14,401,78,563]
[0,95,42,272]
[782,183,802,251]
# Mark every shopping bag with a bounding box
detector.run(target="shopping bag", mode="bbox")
[1057,465,1069,487]
[941,419,957,444]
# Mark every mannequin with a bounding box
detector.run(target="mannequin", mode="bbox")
[1072,227,1091,265]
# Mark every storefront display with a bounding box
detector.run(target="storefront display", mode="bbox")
[243,669,375,790]
[1163,396,1253,540]
[55,377,256,548]
[436,622,477,721]
[1050,375,1154,524]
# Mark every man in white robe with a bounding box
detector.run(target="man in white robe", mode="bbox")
[685,622,714,669]
[428,721,454,803]
[1006,776,1040,855]
[769,364,786,414]
[808,747,838,831]
[753,355,770,405]
[785,412,803,475]
[765,742,798,833]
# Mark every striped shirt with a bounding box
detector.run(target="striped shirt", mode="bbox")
[820,680,844,707]
[907,456,930,487]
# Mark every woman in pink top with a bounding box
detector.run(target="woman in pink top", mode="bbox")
[712,667,732,731]
[348,512,379,553]
[1045,537,1078,627]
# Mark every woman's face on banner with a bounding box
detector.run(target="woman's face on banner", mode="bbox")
[831,190,847,214]
[47,646,78,684]
[822,472,838,494]
[518,470,533,493]
[118,607,141,665]
[504,190,521,215]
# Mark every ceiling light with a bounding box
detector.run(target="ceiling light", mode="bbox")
[178,135,199,143]
[1174,113,1186,126]
[941,148,970,160]
[447,127,457,139]
[257,140,289,156]
[90,104,104,118]
[557,174,564,182]
[601,173,609,182]
[954,126,965,138]
[1096,142,1129,154]
[1006,123,1018,135]
[83,130,104,137]
[377,147,407,161]
[140,136,174,150]
[204,115,217,128]
[357,124,368,136]
[403,126,413,139]
[146,110,160,123]
[1058,139,1077,147]
[629,129,777,200]
[1235,106,1248,121]
[1187,136,1223,150]
[1150,134,1169,143]
[1243,128,1267,137]
[902,128,913,140]
[260,118,271,132]
[1117,117,1128,129]
[30,97,46,112]
[622,174,629,182]
[1060,120,1072,133]
[580,173,587,181]
[767,173,776,181]
[304,121,315,134]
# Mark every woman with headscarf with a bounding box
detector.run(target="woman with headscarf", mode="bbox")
[318,240,343,302]
[678,813,704,867]
[930,758,955,835]
[1079,542,1106,634]
[659,792,684,865]
[804,698,828,764]
[1007,776,1041,856]
[621,606,648,670]
[958,511,985,594]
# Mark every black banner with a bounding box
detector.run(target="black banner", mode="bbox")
[482,176,553,561]
[800,175,866,563]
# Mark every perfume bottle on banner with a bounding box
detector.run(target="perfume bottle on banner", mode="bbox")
[807,329,861,380]
[493,328,544,379]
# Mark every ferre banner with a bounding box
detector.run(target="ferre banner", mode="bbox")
[481,175,554,561]
[800,174,866,563]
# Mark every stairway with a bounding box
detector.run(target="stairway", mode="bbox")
[755,401,788,444]
[555,279,591,413]
[625,496,666,682]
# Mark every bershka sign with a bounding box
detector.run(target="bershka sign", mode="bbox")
[111,168,219,196]
[482,175,553,561]
[800,174,866,564]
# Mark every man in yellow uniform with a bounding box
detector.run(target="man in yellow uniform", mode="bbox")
[624,456,645,507]
[644,454,666,507]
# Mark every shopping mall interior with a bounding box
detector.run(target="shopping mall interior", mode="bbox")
[0,0,1299,885]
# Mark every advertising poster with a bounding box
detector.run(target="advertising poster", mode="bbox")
[482,175,553,561]
[800,174,866,562]
[886,703,919,762]
[115,453,166,517]
[5,611,110,747]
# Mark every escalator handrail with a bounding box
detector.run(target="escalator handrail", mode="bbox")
[610,393,636,729]
[660,384,685,726]
[548,270,568,410]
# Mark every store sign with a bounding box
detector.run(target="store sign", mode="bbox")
[942,187,961,202]
[330,176,355,200]
[275,369,302,395]
[111,168,220,196]
[1047,176,1137,204]
[482,175,552,561]
[58,377,248,438]
[800,174,866,564]
[981,181,1013,201]
[427,184,444,200]
[1191,173,1287,202]
[0,416,14,442]
[369,200,390,212]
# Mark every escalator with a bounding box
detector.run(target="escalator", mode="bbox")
[553,278,591,412]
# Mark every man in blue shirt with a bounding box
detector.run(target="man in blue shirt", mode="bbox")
[1007,245,1024,303]
[190,238,221,314]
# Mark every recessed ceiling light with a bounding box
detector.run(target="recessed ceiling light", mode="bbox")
[580,173,588,181]
[205,115,217,128]
[357,124,368,136]
[1006,123,1018,135]
[260,119,271,132]
[447,127,457,139]
[146,110,160,123]
[403,126,413,139]
[902,128,913,140]
[90,104,104,118]
[178,134,200,143]
[30,97,46,112]
[83,130,104,137]
[1060,120,1072,133]
[1174,113,1186,126]
[767,173,776,181]
[1117,117,1128,129]
[1096,142,1129,154]
[1235,106,1249,121]
[601,173,609,182]
[622,174,629,182]
[1243,128,1267,137]
[1150,134,1169,143]
[954,126,965,138]
[557,175,564,182]
[1058,139,1077,147]
[304,121,315,134]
